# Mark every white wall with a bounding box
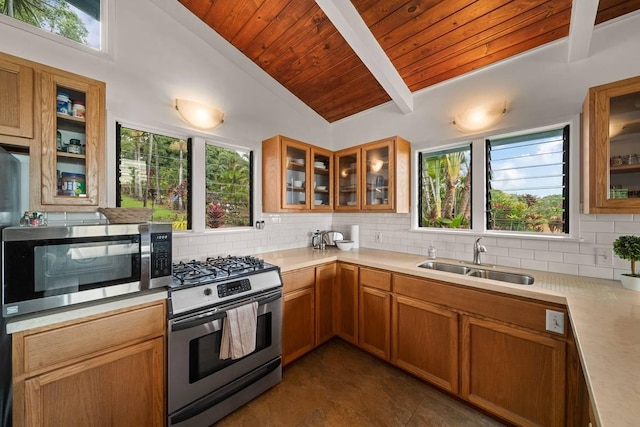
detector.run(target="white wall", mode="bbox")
[2,3,639,280]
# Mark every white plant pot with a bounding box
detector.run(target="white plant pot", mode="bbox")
[620,274,640,291]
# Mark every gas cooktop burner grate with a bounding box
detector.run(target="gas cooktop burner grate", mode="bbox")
[171,255,270,287]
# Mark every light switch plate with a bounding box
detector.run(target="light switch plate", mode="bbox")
[545,309,565,334]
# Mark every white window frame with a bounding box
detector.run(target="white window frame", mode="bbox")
[191,137,255,233]
[0,0,113,59]
[413,115,581,241]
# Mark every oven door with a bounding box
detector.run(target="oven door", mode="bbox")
[2,227,143,317]
[168,288,282,415]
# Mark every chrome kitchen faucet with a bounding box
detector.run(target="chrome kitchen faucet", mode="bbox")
[473,237,487,265]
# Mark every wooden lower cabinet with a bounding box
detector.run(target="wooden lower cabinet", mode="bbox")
[315,263,336,345]
[24,338,163,426]
[282,267,316,366]
[460,315,566,427]
[358,267,392,360]
[391,295,459,393]
[358,286,391,360]
[12,300,166,427]
[283,287,315,365]
[335,263,359,344]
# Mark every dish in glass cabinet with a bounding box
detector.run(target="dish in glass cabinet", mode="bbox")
[346,201,357,206]
[316,186,327,191]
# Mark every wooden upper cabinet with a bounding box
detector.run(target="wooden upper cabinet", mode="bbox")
[34,70,105,211]
[263,135,411,213]
[583,75,640,213]
[262,135,333,212]
[334,146,361,211]
[0,54,34,143]
[335,137,411,213]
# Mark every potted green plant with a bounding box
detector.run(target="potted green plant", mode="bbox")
[613,235,640,291]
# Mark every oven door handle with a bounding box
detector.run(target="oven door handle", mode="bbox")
[170,290,281,331]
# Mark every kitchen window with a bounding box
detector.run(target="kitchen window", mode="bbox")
[417,122,574,237]
[418,144,472,229]
[116,124,254,232]
[116,124,191,231]
[486,126,569,234]
[205,143,253,229]
[0,0,104,50]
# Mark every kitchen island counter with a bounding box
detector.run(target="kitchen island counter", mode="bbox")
[258,247,640,427]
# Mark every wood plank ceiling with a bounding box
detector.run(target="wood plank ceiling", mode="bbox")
[178,0,640,123]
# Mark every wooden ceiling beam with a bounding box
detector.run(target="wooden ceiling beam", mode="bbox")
[567,0,599,62]
[315,0,414,115]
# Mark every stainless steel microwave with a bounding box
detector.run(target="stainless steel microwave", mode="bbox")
[1,223,172,318]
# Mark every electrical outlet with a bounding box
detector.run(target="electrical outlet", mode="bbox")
[545,309,565,334]
[374,231,382,243]
[595,248,612,266]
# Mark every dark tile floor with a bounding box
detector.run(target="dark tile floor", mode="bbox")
[216,339,506,426]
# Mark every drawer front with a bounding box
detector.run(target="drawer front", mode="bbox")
[360,267,392,291]
[21,302,165,374]
[282,267,316,293]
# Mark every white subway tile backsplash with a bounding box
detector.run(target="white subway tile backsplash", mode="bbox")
[563,252,596,266]
[596,214,634,222]
[508,248,535,259]
[521,259,548,271]
[497,239,522,248]
[614,221,640,234]
[521,240,549,250]
[535,251,563,262]
[581,221,614,232]
[93,205,629,281]
[548,241,579,253]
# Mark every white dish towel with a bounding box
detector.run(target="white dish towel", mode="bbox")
[220,301,259,360]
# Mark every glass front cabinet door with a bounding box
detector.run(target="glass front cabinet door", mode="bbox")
[335,147,360,211]
[583,75,640,213]
[362,140,393,210]
[38,70,105,210]
[311,148,333,210]
[282,139,310,210]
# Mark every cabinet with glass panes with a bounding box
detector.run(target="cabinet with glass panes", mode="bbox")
[583,75,640,213]
[262,135,333,212]
[28,65,106,211]
[335,137,410,213]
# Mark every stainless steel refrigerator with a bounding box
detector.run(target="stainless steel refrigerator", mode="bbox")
[0,145,21,427]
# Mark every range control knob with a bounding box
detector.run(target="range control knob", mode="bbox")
[203,288,213,296]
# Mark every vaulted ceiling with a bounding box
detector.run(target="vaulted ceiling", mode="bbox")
[177,0,640,123]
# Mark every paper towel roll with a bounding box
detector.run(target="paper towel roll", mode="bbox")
[350,224,359,248]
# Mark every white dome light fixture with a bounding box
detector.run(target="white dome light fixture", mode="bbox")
[175,99,224,130]
[453,101,507,133]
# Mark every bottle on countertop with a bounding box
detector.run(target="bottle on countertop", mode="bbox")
[427,243,437,259]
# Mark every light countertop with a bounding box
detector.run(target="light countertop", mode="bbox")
[5,288,168,334]
[258,247,640,427]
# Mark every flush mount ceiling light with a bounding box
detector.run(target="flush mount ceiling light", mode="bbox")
[175,99,224,130]
[453,101,507,133]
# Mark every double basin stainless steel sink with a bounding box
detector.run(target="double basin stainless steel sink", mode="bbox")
[418,261,534,285]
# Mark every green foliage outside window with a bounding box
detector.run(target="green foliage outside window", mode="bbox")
[205,145,251,228]
[420,146,471,229]
[118,127,189,231]
[0,0,98,48]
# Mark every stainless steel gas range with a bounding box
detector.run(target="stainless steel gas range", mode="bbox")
[167,256,283,427]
